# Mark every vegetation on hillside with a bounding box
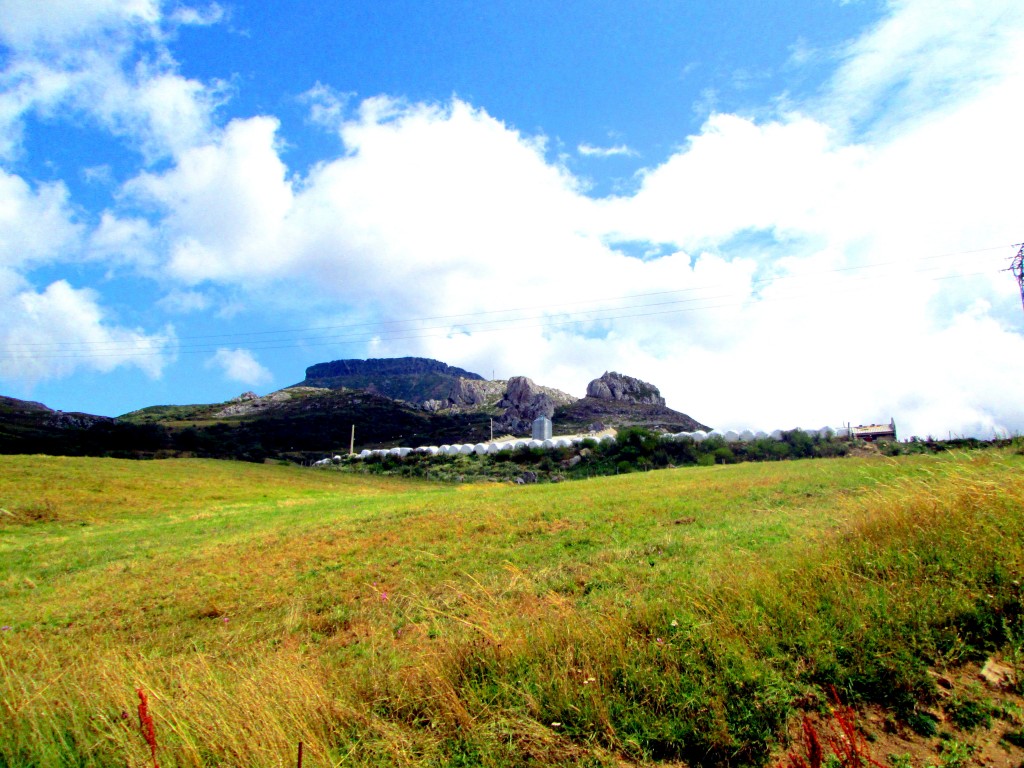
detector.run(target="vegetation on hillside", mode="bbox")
[1,452,1022,766]
[342,427,1020,484]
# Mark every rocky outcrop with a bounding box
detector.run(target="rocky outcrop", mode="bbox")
[213,387,327,418]
[495,376,561,434]
[447,378,490,407]
[586,371,666,406]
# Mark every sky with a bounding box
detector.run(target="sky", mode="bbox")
[1,0,1023,439]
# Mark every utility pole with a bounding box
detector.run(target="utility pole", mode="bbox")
[350,424,355,455]
[1012,243,1024,313]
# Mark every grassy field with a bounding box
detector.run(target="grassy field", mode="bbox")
[1,452,1022,767]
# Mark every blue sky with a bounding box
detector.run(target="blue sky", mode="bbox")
[1,0,1023,438]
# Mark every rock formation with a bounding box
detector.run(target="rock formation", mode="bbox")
[495,376,562,434]
[586,371,666,406]
[298,357,485,407]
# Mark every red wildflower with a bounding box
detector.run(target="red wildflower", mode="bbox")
[137,687,159,768]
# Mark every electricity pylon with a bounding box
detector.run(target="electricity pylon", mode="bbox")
[1013,243,1024,312]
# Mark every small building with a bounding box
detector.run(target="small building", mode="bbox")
[532,415,552,441]
[852,418,897,442]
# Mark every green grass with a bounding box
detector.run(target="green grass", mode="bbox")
[1,452,1022,766]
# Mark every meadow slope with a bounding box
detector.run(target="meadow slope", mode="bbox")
[1,453,1022,767]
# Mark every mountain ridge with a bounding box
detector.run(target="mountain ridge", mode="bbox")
[2,356,711,459]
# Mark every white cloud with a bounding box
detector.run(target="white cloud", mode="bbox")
[301,81,354,130]
[0,0,161,50]
[0,0,226,161]
[168,3,224,27]
[600,113,868,250]
[127,115,294,283]
[157,289,212,314]
[0,170,81,269]
[0,280,175,384]
[206,348,272,387]
[87,212,158,271]
[578,142,637,158]
[824,0,1024,138]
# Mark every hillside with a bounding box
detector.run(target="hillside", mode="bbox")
[2,357,710,459]
[0,395,166,456]
[2,452,1022,766]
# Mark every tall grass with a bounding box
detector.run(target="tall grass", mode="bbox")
[0,452,1021,766]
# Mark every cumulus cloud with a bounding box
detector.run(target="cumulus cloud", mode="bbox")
[128,115,293,283]
[0,0,226,161]
[0,170,81,269]
[0,280,175,384]
[206,348,272,387]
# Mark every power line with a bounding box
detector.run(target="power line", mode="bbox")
[3,264,1005,362]
[4,241,1014,352]
[4,240,1015,360]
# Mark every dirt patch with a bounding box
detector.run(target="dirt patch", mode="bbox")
[775,660,1024,768]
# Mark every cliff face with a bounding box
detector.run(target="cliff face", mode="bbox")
[304,357,484,383]
[299,357,485,405]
